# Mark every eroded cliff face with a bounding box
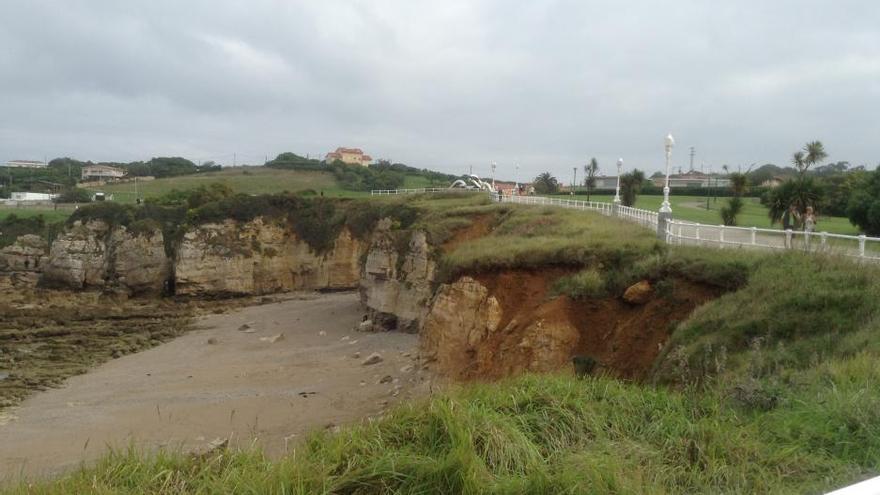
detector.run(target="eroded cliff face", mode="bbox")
[420,275,580,380]
[0,234,49,289]
[420,270,719,381]
[359,219,436,333]
[41,220,170,295]
[175,218,364,297]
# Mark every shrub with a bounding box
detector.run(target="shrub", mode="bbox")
[0,214,49,248]
[551,269,606,298]
[54,187,92,204]
[846,167,880,235]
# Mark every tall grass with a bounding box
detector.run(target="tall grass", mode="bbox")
[654,253,880,383]
[13,373,874,494]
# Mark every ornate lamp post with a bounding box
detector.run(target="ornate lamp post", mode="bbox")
[660,133,675,213]
[613,158,623,204]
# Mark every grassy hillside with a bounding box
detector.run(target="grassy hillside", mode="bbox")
[80,167,365,204]
[8,193,880,493]
[554,193,860,235]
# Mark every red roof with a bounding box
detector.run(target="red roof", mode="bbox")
[336,147,364,154]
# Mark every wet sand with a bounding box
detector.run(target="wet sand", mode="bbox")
[0,291,426,481]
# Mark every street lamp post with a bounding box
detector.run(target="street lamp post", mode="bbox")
[657,133,675,241]
[660,133,675,213]
[613,158,623,205]
[491,161,497,189]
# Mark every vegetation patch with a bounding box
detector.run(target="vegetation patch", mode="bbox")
[550,268,606,299]
[654,253,880,384]
[21,373,872,494]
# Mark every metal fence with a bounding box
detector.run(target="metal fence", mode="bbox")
[369,188,880,262]
[499,194,615,216]
[665,220,880,261]
[370,188,477,195]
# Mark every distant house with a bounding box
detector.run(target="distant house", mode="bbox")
[81,165,125,181]
[324,147,372,166]
[3,160,46,169]
[651,170,730,188]
[760,176,785,188]
[593,176,619,189]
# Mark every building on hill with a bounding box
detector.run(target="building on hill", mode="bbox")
[3,160,46,168]
[593,176,619,189]
[761,176,784,188]
[81,164,125,181]
[8,192,58,201]
[651,170,730,188]
[324,147,372,166]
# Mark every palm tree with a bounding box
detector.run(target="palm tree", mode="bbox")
[721,172,748,225]
[792,141,827,176]
[583,158,599,201]
[768,140,828,224]
[532,172,559,194]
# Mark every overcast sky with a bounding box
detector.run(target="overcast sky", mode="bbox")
[1,1,878,180]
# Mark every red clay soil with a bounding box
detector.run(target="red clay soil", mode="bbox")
[463,269,720,381]
[442,215,493,253]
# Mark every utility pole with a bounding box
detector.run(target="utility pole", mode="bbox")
[233,153,237,167]
[469,164,473,175]
[689,146,695,172]
[572,167,577,195]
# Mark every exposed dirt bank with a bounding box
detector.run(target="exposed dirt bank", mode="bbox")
[422,269,719,381]
[0,292,427,481]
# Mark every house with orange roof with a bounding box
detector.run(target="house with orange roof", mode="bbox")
[324,147,373,167]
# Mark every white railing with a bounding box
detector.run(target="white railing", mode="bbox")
[665,219,880,261]
[500,194,614,216]
[368,189,879,262]
[370,188,480,195]
[617,204,659,230]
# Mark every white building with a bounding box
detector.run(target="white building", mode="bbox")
[593,176,619,189]
[82,164,125,181]
[4,160,47,168]
[9,192,58,201]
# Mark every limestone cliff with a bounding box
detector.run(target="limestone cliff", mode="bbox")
[359,219,436,333]
[174,218,364,297]
[420,275,580,380]
[41,220,170,295]
[41,220,112,290]
[0,234,49,289]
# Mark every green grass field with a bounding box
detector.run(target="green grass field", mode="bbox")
[80,167,368,204]
[552,193,860,235]
[0,205,73,224]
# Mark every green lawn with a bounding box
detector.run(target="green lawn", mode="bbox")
[80,167,367,204]
[0,205,72,224]
[551,193,860,235]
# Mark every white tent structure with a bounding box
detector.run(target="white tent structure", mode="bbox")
[450,174,494,192]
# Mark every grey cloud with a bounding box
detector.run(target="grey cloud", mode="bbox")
[1,0,878,180]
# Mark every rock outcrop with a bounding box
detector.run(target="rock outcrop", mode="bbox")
[623,280,653,304]
[42,220,112,290]
[175,218,364,297]
[41,220,171,295]
[108,227,171,295]
[359,219,436,332]
[421,276,580,379]
[0,234,49,289]
[420,277,502,374]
